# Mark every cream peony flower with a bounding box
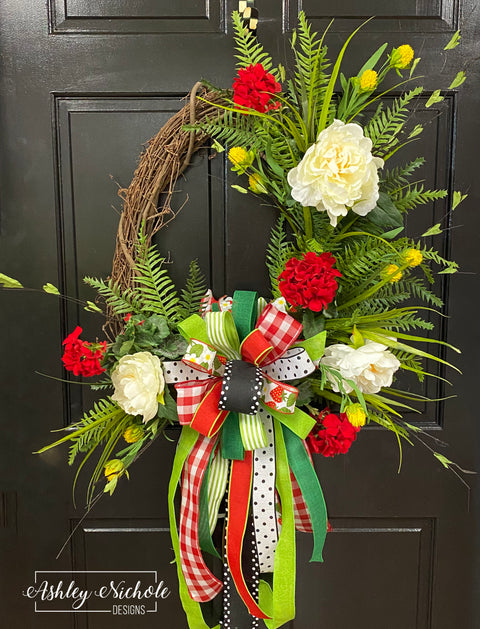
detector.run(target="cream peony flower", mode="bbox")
[320,340,400,394]
[287,119,384,227]
[111,351,165,423]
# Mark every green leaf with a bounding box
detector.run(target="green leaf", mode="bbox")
[452,191,468,210]
[231,184,248,194]
[85,300,103,313]
[0,272,23,288]
[43,282,60,295]
[367,192,404,228]
[449,70,466,89]
[438,266,458,275]
[408,124,423,139]
[444,30,461,50]
[295,380,314,406]
[302,310,325,339]
[409,58,421,77]
[425,90,444,108]
[357,42,388,76]
[211,139,225,153]
[433,452,452,469]
[381,226,404,239]
[422,223,442,237]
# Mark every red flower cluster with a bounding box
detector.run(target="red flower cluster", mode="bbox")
[233,63,281,113]
[62,326,106,377]
[307,409,360,457]
[278,251,341,312]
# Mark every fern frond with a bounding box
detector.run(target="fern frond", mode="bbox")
[84,276,145,316]
[178,260,207,320]
[232,11,278,78]
[133,240,180,324]
[364,87,423,157]
[184,109,262,152]
[266,218,296,298]
[382,157,425,193]
[391,184,447,212]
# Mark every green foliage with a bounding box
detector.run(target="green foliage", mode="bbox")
[265,219,296,297]
[382,157,425,193]
[178,260,208,320]
[84,276,144,316]
[184,109,262,152]
[364,87,423,157]
[133,236,180,324]
[390,184,447,212]
[67,398,126,466]
[232,10,278,78]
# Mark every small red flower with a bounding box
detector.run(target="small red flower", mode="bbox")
[62,326,106,377]
[278,251,341,312]
[307,408,360,457]
[233,63,281,113]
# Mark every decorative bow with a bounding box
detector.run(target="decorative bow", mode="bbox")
[166,291,329,627]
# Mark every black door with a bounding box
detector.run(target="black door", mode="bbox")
[1,1,479,627]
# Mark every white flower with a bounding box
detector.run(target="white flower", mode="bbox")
[320,340,400,394]
[111,351,165,423]
[287,119,384,227]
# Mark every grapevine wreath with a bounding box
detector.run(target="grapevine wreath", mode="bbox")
[1,9,471,629]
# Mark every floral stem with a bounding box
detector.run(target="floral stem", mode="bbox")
[303,206,313,241]
[337,263,410,312]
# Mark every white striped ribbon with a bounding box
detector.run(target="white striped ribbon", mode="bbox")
[239,412,267,450]
[205,311,241,360]
[207,447,229,534]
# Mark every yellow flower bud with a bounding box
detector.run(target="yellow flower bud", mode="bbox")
[390,45,414,69]
[228,146,254,173]
[123,425,144,444]
[404,248,423,267]
[104,459,124,481]
[346,403,367,428]
[382,263,402,283]
[248,173,268,194]
[359,69,378,91]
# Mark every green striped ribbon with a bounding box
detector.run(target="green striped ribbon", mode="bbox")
[239,412,267,450]
[205,310,241,360]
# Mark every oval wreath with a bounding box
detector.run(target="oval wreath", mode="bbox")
[24,9,469,629]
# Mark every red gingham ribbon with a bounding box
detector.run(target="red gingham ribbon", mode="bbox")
[179,434,223,602]
[175,380,215,425]
[290,471,313,533]
[256,304,303,365]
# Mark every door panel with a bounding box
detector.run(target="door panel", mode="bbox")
[0,1,478,627]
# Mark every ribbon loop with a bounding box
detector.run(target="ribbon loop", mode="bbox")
[219,360,264,415]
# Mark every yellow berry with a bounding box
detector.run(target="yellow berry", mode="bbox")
[382,263,402,282]
[123,425,144,444]
[359,69,378,91]
[104,459,124,481]
[391,45,414,69]
[248,173,268,194]
[404,248,423,267]
[346,403,367,428]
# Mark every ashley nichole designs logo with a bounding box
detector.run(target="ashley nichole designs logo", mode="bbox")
[22,571,171,615]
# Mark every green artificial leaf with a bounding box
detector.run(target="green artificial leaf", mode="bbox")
[0,272,23,288]
[85,300,103,313]
[408,124,423,139]
[433,452,452,469]
[357,42,388,76]
[156,387,179,422]
[278,63,286,82]
[403,422,422,433]
[302,310,325,339]
[211,139,225,153]
[43,282,60,295]
[449,71,466,89]
[381,226,404,239]
[444,30,461,50]
[409,58,421,77]
[119,339,135,355]
[452,191,468,210]
[438,266,458,274]
[231,185,248,194]
[422,223,443,237]
[367,192,404,228]
[104,476,118,495]
[425,90,444,108]
[351,325,364,349]
[295,380,314,406]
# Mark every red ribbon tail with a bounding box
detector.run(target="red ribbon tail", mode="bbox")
[226,451,271,619]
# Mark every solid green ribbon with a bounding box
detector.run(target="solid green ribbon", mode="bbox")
[258,418,296,629]
[178,314,210,345]
[221,412,245,460]
[231,290,258,342]
[262,402,316,440]
[168,426,218,629]
[198,447,221,559]
[282,424,328,563]
[294,329,327,362]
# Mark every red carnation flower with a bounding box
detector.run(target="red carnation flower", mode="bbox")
[307,408,360,457]
[62,326,106,377]
[233,63,281,113]
[278,251,341,312]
